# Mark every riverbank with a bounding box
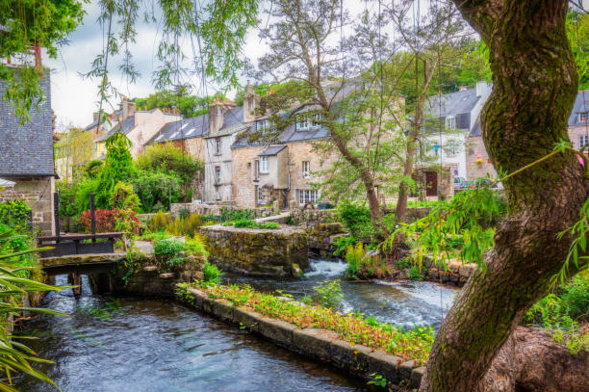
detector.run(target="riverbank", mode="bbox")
[175,282,429,390]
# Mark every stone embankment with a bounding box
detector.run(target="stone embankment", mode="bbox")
[198,225,309,277]
[176,286,426,390]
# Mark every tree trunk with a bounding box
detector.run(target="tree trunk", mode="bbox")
[419,1,586,391]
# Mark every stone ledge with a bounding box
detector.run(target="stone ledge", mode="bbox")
[176,285,424,389]
[40,253,126,268]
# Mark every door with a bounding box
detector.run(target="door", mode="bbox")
[425,171,438,197]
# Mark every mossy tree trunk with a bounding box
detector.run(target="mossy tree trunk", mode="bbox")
[420,1,586,391]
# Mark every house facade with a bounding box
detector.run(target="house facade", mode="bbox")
[425,81,493,180]
[0,73,56,235]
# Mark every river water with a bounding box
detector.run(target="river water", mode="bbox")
[16,260,457,392]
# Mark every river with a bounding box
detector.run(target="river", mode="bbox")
[16,259,457,391]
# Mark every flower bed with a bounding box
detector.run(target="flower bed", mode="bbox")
[180,282,434,363]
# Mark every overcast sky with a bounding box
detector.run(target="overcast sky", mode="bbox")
[44,0,421,129]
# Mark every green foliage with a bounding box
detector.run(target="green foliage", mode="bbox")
[0,200,31,231]
[560,270,589,322]
[344,242,365,279]
[333,235,357,257]
[110,182,141,211]
[131,170,181,213]
[337,201,374,240]
[203,262,222,284]
[233,218,257,228]
[147,212,172,232]
[0,227,69,390]
[165,214,202,237]
[153,239,185,259]
[85,159,104,179]
[312,279,343,310]
[367,373,388,388]
[56,181,82,217]
[408,266,425,281]
[258,222,280,230]
[95,133,134,208]
[135,143,203,190]
[386,186,507,270]
[185,234,209,259]
[220,207,255,222]
[134,90,226,118]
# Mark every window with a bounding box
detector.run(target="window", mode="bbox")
[302,161,311,178]
[257,186,263,202]
[445,116,456,129]
[260,156,269,173]
[215,138,222,154]
[296,113,323,131]
[581,112,588,122]
[580,135,589,149]
[256,119,272,131]
[215,166,221,184]
[254,160,260,178]
[298,189,318,205]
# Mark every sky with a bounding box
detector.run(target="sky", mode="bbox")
[44,0,419,129]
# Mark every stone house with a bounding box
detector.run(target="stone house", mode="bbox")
[462,90,588,180]
[85,98,182,158]
[0,74,56,235]
[567,91,589,151]
[203,104,250,203]
[424,81,493,182]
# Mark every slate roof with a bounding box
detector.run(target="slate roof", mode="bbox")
[569,90,589,127]
[97,115,136,142]
[147,113,209,144]
[427,88,481,119]
[0,74,56,177]
[258,145,287,156]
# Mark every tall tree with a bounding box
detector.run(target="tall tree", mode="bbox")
[419,1,586,391]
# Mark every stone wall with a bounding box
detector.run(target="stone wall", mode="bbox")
[232,145,264,208]
[176,287,426,389]
[199,225,309,277]
[0,177,55,235]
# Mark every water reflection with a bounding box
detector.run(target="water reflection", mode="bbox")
[17,276,368,392]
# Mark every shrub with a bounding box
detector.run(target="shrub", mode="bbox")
[408,266,425,281]
[203,262,222,284]
[220,207,255,222]
[165,214,202,237]
[259,222,280,229]
[185,234,209,259]
[313,279,343,309]
[333,235,356,257]
[337,201,374,239]
[0,200,31,231]
[56,181,81,217]
[234,218,257,228]
[85,159,104,179]
[345,242,364,279]
[110,181,141,211]
[135,142,203,188]
[77,209,141,234]
[131,170,182,213]
[148,211,172,232]
[560,270,589,322]
[153,238,185,259]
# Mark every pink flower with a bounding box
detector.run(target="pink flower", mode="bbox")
[578,155,585,166]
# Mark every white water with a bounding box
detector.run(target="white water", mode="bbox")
[303,259,348,278]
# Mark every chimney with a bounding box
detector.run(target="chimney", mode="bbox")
[243,81,259,123]
[122,97,129,120]
[209,100,236,135]
[475,81,491,98]
[93,111,100,122]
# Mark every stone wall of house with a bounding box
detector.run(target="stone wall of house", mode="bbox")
[232,145,264,208]
[198,225,309,277]
[130,110,181,157]
[287,141,337,206]
[568,126,589,150]
[466,136,497,179]
[0,177,55,235]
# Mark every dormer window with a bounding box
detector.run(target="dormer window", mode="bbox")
[445,116,456,129]
[296,113,323,131]
[581,112,588,122]
[256,119,272,131]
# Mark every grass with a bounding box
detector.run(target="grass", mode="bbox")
[180,282,434,363]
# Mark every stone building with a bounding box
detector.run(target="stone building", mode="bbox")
[85,98,182,158]
[567,91,589,151]
[425,81,493,182]
[0,74,56,235]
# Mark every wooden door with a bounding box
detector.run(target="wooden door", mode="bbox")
[425,172,438,197]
